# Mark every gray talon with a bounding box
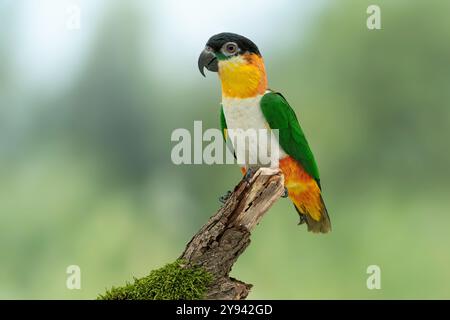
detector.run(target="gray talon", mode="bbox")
[244,168,254,183]
[298,214,307,225]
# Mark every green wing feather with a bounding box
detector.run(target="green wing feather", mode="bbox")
[220,105,227,141]
[260,91,321,187]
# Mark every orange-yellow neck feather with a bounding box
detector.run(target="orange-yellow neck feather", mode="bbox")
[218,53,267,99]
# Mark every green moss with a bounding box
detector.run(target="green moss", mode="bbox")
[98,260,212,300]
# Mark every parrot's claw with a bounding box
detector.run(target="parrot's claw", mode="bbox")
[243,168,255,184]
[298,214,307,225]
[281,187,289,198]
[219,190,232,204]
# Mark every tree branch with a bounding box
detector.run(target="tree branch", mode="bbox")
[180,167,285,300]
[98,168,284,300]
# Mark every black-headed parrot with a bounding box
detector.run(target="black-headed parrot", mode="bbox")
[198,32,331,233]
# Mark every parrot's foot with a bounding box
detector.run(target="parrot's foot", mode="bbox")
[298,214,307,225]
[281,187,289,198]
[243,167,256,184]
[219,190,232,204]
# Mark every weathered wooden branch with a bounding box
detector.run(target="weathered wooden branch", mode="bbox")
[180,167,285,300]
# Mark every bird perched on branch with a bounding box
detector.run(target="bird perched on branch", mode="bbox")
[198,32,331,233]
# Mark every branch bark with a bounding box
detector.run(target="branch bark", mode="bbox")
[180,167,285,300]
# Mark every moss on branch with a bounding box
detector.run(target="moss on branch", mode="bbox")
[98,260,212,300]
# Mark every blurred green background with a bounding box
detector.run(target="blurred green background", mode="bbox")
[1,0,450,299]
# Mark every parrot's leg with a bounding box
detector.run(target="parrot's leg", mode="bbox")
[281,187,289,198]
[219,190,232,204]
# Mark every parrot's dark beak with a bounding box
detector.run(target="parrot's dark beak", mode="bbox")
[198,49,218,77]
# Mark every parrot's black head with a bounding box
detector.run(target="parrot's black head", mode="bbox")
[198,32,261,76]
[205,33,261,56]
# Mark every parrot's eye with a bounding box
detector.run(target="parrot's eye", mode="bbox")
[223,42,238,55]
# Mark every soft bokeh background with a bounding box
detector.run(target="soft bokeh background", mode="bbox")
[1,0,449,299]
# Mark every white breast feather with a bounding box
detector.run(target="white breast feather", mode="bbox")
[222,94,287,168]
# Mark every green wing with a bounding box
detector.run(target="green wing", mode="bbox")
[220,105,227,141]
[220,106,238,159]
[260,91,321,187]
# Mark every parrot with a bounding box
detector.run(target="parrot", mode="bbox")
[198,32,331,233]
